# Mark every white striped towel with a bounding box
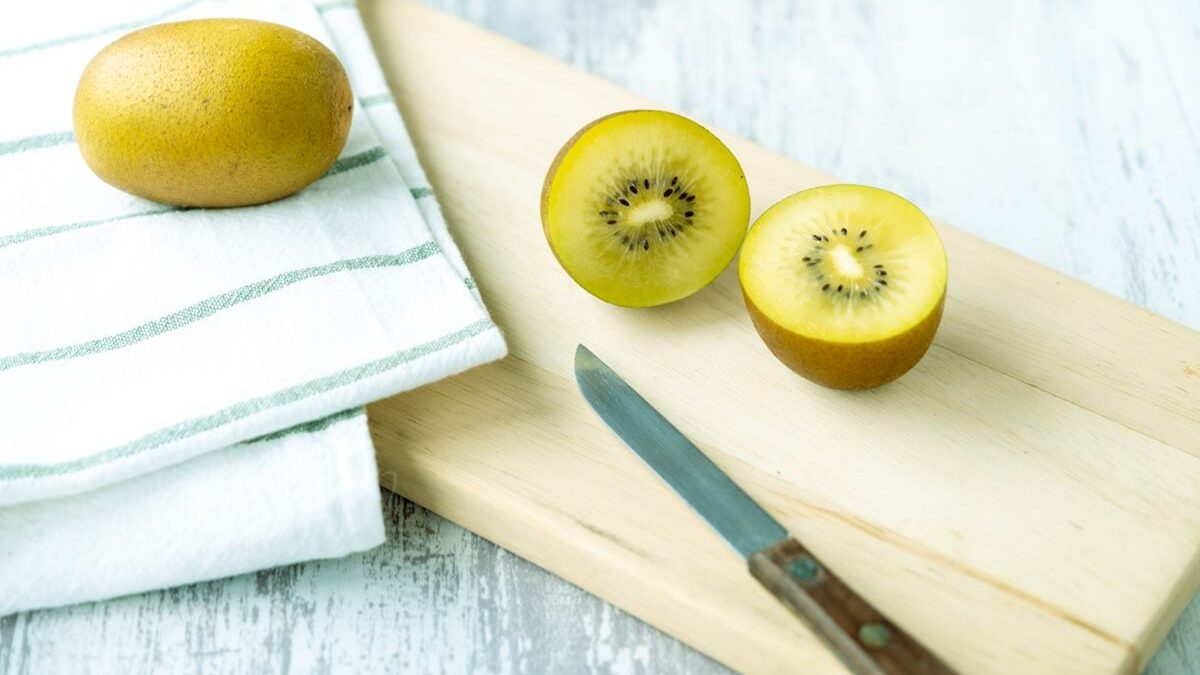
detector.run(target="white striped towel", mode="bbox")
[0,0,507,613]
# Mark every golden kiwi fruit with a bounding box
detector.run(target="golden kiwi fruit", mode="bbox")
[74,19,353,207]
[739,184,947,389]
[541,110,750,307]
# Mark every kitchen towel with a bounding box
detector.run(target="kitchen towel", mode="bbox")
[0,0,506,613]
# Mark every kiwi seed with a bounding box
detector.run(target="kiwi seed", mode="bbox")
[594,170,706,257]
[800,224,894,301]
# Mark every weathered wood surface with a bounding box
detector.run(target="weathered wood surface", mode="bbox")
[3,1,1198,673]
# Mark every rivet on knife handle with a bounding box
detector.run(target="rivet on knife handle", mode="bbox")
[573,345,956,675]
[749,538,956,675]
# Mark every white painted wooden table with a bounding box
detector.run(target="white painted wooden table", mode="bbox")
[3,1,1198,673]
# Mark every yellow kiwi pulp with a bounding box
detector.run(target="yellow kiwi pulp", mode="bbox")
[541,110,750,307]
[739,185,948,389]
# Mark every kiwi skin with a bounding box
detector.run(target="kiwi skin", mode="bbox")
[743,289,945,390]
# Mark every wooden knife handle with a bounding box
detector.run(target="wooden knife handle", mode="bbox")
[749,538,957,675]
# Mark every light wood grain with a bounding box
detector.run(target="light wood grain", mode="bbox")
[355,3,1200,674]
[4,2,1199,674]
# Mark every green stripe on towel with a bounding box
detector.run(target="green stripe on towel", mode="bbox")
[0,146,386,251]
[0,131,74,156]
[0,205,182,251]
[0,318,497,481]
[241,407,364,445]
[0,244,440,372]
[325,146,386,176]
[410,186,434,199]
[0,0,225,58]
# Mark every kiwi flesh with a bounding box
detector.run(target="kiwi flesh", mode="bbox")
[541,110,750,307]
[739,184,947,389]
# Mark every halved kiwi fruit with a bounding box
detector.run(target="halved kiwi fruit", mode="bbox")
[541,110,750,307]
[739,185,947,389]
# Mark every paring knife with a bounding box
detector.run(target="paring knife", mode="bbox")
[574,345,956,675]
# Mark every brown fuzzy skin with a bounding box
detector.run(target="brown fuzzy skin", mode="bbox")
[743,289,946,390]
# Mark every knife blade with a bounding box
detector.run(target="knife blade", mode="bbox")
[574,344,956,675]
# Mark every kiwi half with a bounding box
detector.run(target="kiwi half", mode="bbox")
[739,185,947,389]
[541,110,750,307]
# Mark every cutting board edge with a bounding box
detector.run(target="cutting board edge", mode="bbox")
[358,3,1200,673]
[370,445,1139,675]
[369,418,838,675]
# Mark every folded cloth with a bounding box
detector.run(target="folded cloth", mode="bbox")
[0,408,383,614]
[0,0,506,613]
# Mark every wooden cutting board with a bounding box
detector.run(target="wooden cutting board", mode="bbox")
[358,3,1200,673]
